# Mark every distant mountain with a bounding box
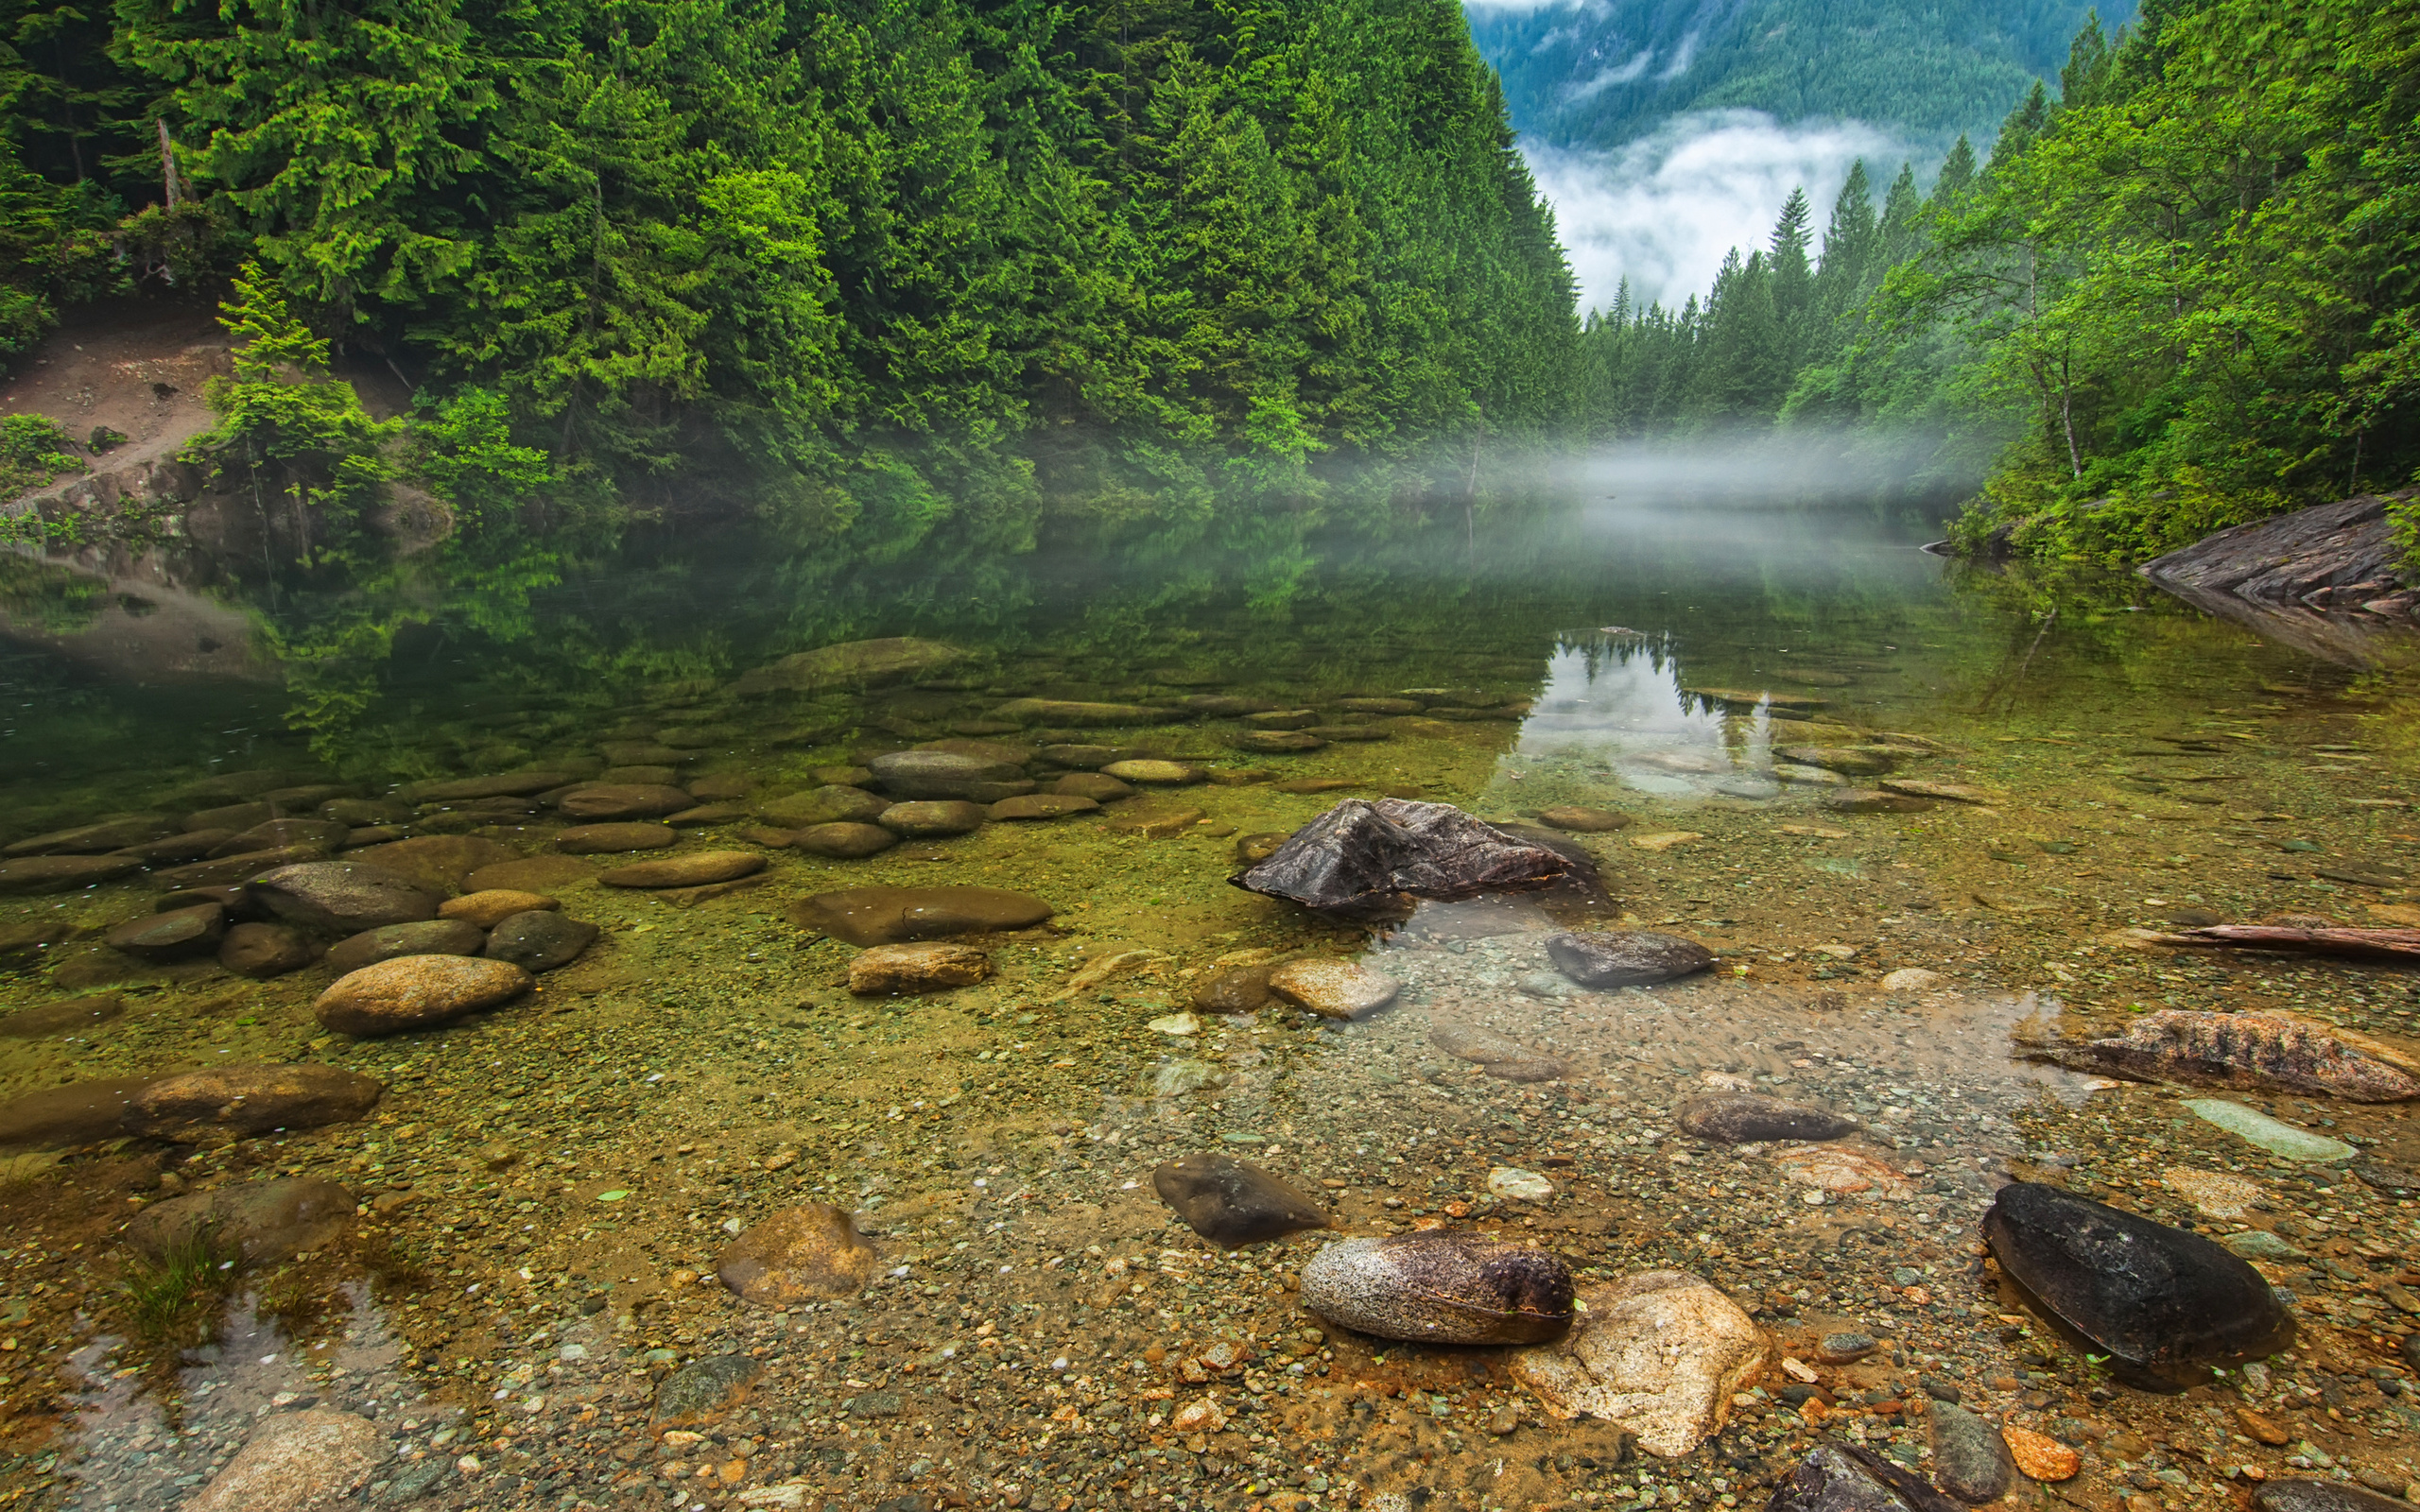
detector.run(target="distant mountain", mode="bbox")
[1465,0,2137,154]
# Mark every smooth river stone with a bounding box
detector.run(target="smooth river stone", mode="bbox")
[314,955,534,1036]
[1052,773,1135,802]
[209,817,349,857]
[555,823,678,853]
[5,817,178,856]
[322,919,488,974]
[245,861,440,934]
[1301,1233,1574,1345]
[1233,730,1324,754]
[1267,958,1399,1020]
[989,698,1169,727]
[1191,963,1276,1013]
[847,941,992,994]
[482,910,598,971]
[1982,1181,2294,1384]
[2183,1098,2357,1160]
[755,785,889,829]
[876,800,987,837]
[555,782,692,821]
[1535,805,1634,833]
[439,889,559,928]
[124,1064,384,1142]
[0,854,145,894]
[868,749,1026,799]
[597,850,765,889]
[790,822,899,859]
[1546,930,1714,987]
[342,835,514,892]
[1768,1443,1961,1512]
[182,1410,386,1512]
[787,885,1053,946]
[218,921,320,978]
[988,795,1099,821]
[1823,788,1937,814]
[104,902,227,962]
[1676,1093,1858,1143]
[2253,1483,2414,1512]
[717,1204,878,1303]
[1152,1153,1330,1247]
[1100,760,1200,786]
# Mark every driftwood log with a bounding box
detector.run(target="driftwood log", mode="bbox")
[2146,924,2420,960]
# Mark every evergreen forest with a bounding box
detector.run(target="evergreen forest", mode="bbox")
[1577,0,2420,564]
[0,0,1578,553]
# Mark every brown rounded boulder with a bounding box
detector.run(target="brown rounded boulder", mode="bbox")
[314,955,533,1037]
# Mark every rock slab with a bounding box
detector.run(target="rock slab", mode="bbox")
[788,885,1052,946]
[126,1177,355,1264]
[183,1408,386,1512]
[1511,1270,1765,1457]
[124,1065,383,1143]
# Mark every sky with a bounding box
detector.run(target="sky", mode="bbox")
[1522,109,1914,316]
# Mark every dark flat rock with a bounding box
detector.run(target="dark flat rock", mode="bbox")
[2253,1481,2412,1512]
[1927,1401,2014,1503]
[1676,1093,1857,1143]
[1982,1181,2294,1384]
[1152,1153,1330,1247]
[1769,1442,1962,1512]
[1547,930,1713,987]
[1231,799,1579,917]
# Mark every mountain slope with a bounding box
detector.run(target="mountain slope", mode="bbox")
[1467,0,2136,153]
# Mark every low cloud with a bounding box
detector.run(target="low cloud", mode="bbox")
[1525,110,1914,314]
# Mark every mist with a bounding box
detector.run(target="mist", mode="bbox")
[1523,110,1915,313]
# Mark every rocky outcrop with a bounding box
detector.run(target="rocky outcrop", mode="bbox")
[2138,490,2420,664]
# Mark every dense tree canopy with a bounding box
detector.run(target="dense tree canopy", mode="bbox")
[0,0,1580,546]
[1579,0,2420,562]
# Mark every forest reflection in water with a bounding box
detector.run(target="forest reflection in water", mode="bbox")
[0,491,2416,1511]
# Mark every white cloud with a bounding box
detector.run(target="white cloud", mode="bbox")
[1524,110,1912,313]
[1563,48,1653,102]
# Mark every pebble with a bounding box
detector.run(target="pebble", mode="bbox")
[1511,1270,1764,1456]
[1300,1232,1573,1344]
[1546,930,1713,987]
[1999,1424,2080,1482]
[1169,1399,1227,1435]
[1927,1400,2014,1503]
[1151,1153,1330,1246]
[597,850,765,888]
[2183,1098,2357,1161]
[1816,1330,1878,1363]
[313,955,535,1036]
[1266,957,1400,1019]
[1429,1021,1569,1081]
[848,941,992,994]
[717,1205,878,1304]
[183,1409,387,1512]
[482,910,599,971]
[2237,1408,2291,1445]
[1628,830,1704,851]
[1881,967,1945,991]
[2223,1229,2308,1262]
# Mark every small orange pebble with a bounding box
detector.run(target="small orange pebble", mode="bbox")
[2003,1424,2080,1481]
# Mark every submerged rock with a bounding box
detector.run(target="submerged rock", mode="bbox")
[1428,1021,1569,1081]
[247,862,441,934]
[652,1354,765,1427]
[2253,1482,2412,1512]
[2183,1099,2356,1161]
[1267,958,1399,1019]
[2021,1010,2420,1101]
[1676,1093,1858,1144]
[869,749,1026,799]
[876,799,988,836]
[755,785,890,829]
[992,698,1168,727]
[1232,799,1579,916]
[554,822,679,853]
[1927,1401,2015,1503]
[343,835,514,892]
[439,889,559,929]
[1511,1270,1765,1458]
[735,637,968,696]
[717,1204,878,1303]
[988,794,1099,821]
[557,782,691,821]
[1768,1442,1962,1512]
[313,955,533,1036]
[788,885,1053,946]
[105,902,227,962]
[1191,963,1275,1013]
[126,1177,356,1264]
[1535,805,1634,833]
[597,850,764,888]
[183,1409,387,1512]
[1823,789,1937,815]
[0,1075,166,1147]
[1981,1181,2294,1383]
[5,817,178,856]
[1300,1232,1573,1345]
[848,941,991,994]
[0,993,123,1039]
[482,910,599,972]
[789,821,899,858]
[1152,1153,1330,1247]
[217,921,320,979]
[1546,930,1714,987]
[1053,773,1135,802]
[0,853,145,894]
[124,1064,383,1143]
[322,919,487,974]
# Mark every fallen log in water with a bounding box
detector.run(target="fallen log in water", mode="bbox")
[2148,924,2420,960]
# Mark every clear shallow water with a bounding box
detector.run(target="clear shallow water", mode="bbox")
[1,490,2417,1511]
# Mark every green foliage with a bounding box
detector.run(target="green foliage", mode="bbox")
[408,387,552,526]
[1585,0,2420,565]
[0,408,79,494]
[188,263,402,563]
